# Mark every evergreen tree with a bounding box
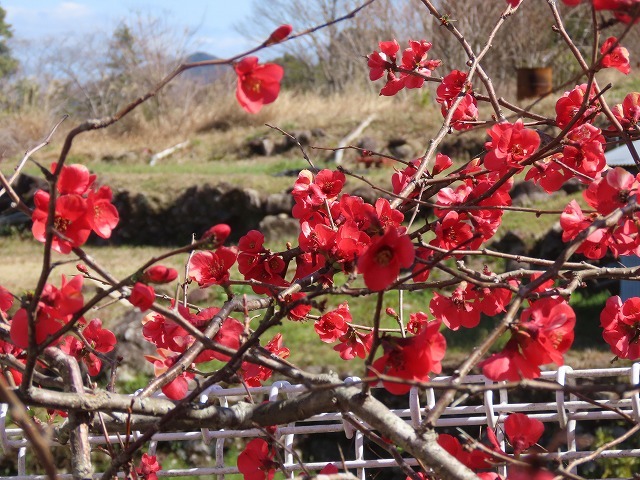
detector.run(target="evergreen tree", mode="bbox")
[0,5,17,77]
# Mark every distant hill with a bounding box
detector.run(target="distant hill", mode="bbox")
[182,52,227,83]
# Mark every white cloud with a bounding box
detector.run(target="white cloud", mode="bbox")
[52,2,92,19]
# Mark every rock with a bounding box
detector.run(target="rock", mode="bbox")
[311,128,326,138]
[111,309,155,382]
[490,231,528,271]
[561,177,585,194]
[440,136,485,160]
[111,184,267,245]
[387,138,413,160]
[356,136,378,153]
[0,173,47,212]
[350,186,382,205]
[265,192,294,215]
[276,130,313,153]
[510,181,550,207]
[259,214,299,242]
[530,222,565,260]
[248,137,275,156]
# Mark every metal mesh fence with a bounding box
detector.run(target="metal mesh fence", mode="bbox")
[1,364,640,479]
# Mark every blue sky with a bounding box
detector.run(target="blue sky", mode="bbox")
[4,1,256,58]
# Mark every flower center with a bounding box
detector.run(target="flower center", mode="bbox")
[375,247,393,266]
[54,216,70,232]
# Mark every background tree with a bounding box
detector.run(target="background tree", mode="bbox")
[0,5,17,79]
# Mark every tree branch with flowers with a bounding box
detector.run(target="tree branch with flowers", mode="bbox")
[1,0,640,479]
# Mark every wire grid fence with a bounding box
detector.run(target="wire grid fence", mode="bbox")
[1,364,640,479]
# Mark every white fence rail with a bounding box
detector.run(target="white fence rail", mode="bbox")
[1,365,640,479]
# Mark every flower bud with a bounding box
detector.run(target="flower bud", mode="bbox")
[202,224,231,247]
[129,283,155,312]
[143,265,178,284]
[266,24,292,45]
[76,263,89,274]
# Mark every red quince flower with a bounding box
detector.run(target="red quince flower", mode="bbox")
[240,333,289,387]
[484,119,540,172]
[358,226,415,291]
[525,155,571,193]
[237,438,276,480]
[391,158,420,198]
[194,314,244,362]
[145,349,195,399]
[85,186,119,239]
[0,285,13,314]
[593,0,640,24]
[480,298,575,381]
[55,163,95,195]
[137,453,161,480]
[10,275,85,348]
[371,319,446,395]
[432,153,453,175]
[334,220,371,265]
[334,328,373,360]
[32,190,91,254]
[504,412,545,455]
[319,464,339,475]
[584,167,640,215]
[412,247,431,282]
[612,91,640,131]
[400,40,441,89]
[430,210,479,253]
[373,198,404,232]
[293,252,327,282]
[143,265,178,284]
[560,123,606,180]
[315,302,351,343]
[239,230,265,255]
[406,311,429,335]
[235,56,284,114]
[437,434,492,470]
[284,292,311,321]
[601,295,640,359]
[188,247,237,287]
[600,36,631,74]
[367,39,400,91]
[129,282,155,312]
[430,284,481,330]
[442,93,478,131]
[436,70,468,104]
[60,319,116,376]
[555,84,600,129]
[10,308,63,348]
[315,169,346,199]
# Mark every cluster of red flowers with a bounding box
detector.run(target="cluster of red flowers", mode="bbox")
[32,163,119,254]
[1,274,118,380]
[430,278,515,331]
[293,168,414,291]
[480,296,576,381]
[314,302,373,360]
[142,303,243,399]
[600,295,640,359]
[432,161,513,252]
[560,167,640,259]
[436,69,478,131]
[367,39,442,96]
[136,453,161,480]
